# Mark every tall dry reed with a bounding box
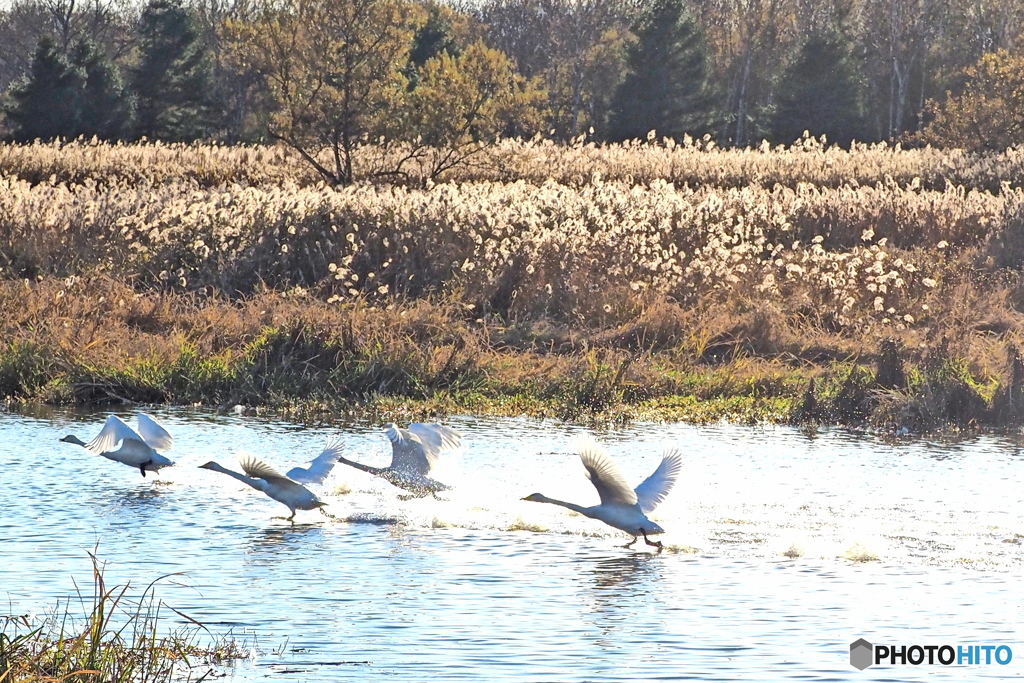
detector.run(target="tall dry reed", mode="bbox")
[6,137,1024,190]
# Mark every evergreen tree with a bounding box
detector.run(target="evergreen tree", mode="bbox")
[72,41,133,140]
[410,5,460,69]
[772,31,864,147]
[404,4,462,90]
[132,0,215,141]
[5,37,83,141]
[607,0,712,142]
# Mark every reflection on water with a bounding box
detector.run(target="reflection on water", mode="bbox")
[584,553,664,642]
[2,408,1024,681]
[103,487,168,514]
[244,524,324,562]
[588,553,661,593]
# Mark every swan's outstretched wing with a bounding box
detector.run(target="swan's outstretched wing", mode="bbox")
[286,437,345,484]
[385,424,430,476]
[240,455,300,488]
[406,423,461,469]
[136,413,174,452]
[84,415,141,455]
[107,438,157,465]
[576,437,637,506]
[634,447,684,514]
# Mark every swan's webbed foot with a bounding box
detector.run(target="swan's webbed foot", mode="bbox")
[641,529,663,550]
[622,536,638,548]
[139,461,151,477]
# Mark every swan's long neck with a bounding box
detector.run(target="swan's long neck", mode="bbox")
[62,435,87,447]
[207,463,264,491]
[530,494,595,518]
[337,455,384,477]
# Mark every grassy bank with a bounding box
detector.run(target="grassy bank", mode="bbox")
[0,277,806,424]
[3,140,1024,432]
[3,276,1021,431]
[1,553,249,682]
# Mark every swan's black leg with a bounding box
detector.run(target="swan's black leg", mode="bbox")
[622,536,638,548]
[139,462,150,477]
[641,528,663,549]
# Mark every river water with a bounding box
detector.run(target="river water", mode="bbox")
[2,408,1024,681]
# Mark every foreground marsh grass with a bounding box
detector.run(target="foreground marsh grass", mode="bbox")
[0,553,250,682]
[2,139,1024,431]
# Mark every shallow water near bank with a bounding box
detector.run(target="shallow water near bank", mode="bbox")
[3,407,1024,681]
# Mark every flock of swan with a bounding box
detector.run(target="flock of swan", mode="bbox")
[60,413,682,549]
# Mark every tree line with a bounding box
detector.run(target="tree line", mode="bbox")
[0,0,1022,181]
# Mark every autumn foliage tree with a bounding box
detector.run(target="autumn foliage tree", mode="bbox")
[920,50,1024,152]
[226,0,422,186]
[402,41,546,178]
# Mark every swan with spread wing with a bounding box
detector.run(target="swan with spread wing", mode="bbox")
[285,437,346,485]
[199,455,328,521]
[335,423,461,498]
[522,436,683,548]
[60,414,175,477]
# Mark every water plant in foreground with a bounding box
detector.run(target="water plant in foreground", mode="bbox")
[0,552,252,682]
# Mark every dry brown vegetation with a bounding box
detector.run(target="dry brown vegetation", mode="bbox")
[4,138,1024,430]
[8,136,1024,190]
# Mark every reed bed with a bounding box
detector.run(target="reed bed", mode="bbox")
[0,553,250,682]
[2,139,1024,430]
[6,137,1024,191]
[1,175,1010,327]
[0,139,303,188]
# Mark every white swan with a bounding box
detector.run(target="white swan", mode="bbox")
[285,437,346,484]
[335,423,461,498]
[60,414,175,477]
[199,455,327,521]
[522,436,683,548]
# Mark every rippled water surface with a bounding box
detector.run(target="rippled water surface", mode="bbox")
[4,408,1024,680]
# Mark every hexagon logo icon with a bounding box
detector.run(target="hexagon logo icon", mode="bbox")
[850,638,874,670]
